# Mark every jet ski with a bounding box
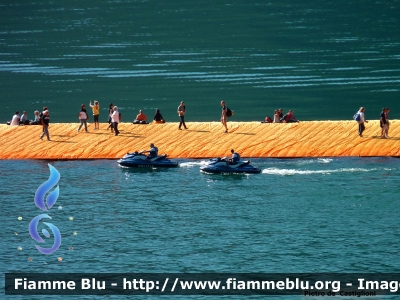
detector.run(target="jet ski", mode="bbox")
[117,151,178,168]
[200,158,261,174]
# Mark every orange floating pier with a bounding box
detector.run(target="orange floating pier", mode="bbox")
[0,121,399,160]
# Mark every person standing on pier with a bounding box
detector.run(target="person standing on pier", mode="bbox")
[89,100,100,130]
[221,101,228,133]
[380,108,387,138]
[385,107,390,138]
[107,103,114,132]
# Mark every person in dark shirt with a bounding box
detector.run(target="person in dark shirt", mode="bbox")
[385,107,390,138]
[107,103,114,132]
[384,108,390,138]
[278,108,283,120]
[221,101,228,133]
[154,109,165,123]
[380,108,387,138]
[229,149,241,164]
[142,143,159,159]
[177,101,188,130]
[40,110,51,141]
[77,104,89,133]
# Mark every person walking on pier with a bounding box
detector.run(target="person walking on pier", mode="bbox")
[356,107,368,137]
[40,110,50,141]
[111,106,120,136]
[177,101,188,130]
[77,104,89,133]
[107,103,114,132]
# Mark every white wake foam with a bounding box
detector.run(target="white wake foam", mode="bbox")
[318,158,333,164]
[281,158,334,166]
[180,161,209,167]
[262,167,378,176]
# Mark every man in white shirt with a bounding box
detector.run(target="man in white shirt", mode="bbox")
[20,111,28,125]
[10,111,20,126]
[111,106,120,136]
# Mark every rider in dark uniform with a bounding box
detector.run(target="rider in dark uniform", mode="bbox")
[142,143,158,159]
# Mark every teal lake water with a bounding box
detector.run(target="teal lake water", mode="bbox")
[1,158,400,299]
[0,0,399,122]
[1,1,400,299]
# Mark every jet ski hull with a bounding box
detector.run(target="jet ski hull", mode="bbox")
[117,153,178,168]
[200,159,261,174]
[118,160,178,168]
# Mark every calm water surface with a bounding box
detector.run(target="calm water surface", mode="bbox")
[1,157,400,299]
[0,0,399,122]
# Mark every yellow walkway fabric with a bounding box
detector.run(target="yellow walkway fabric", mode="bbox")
[0,121,399,159]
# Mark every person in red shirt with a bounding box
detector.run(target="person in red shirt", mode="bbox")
[282,110,299,123]
[133,110,148,124]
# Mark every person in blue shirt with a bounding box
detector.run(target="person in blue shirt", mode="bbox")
[142,143,158,159]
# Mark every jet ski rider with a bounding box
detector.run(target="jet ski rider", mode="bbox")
[228,149,240,164]
[141,143,158,159]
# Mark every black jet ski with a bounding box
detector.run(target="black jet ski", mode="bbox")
[118,152,178,168]
[200,158,261,174]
